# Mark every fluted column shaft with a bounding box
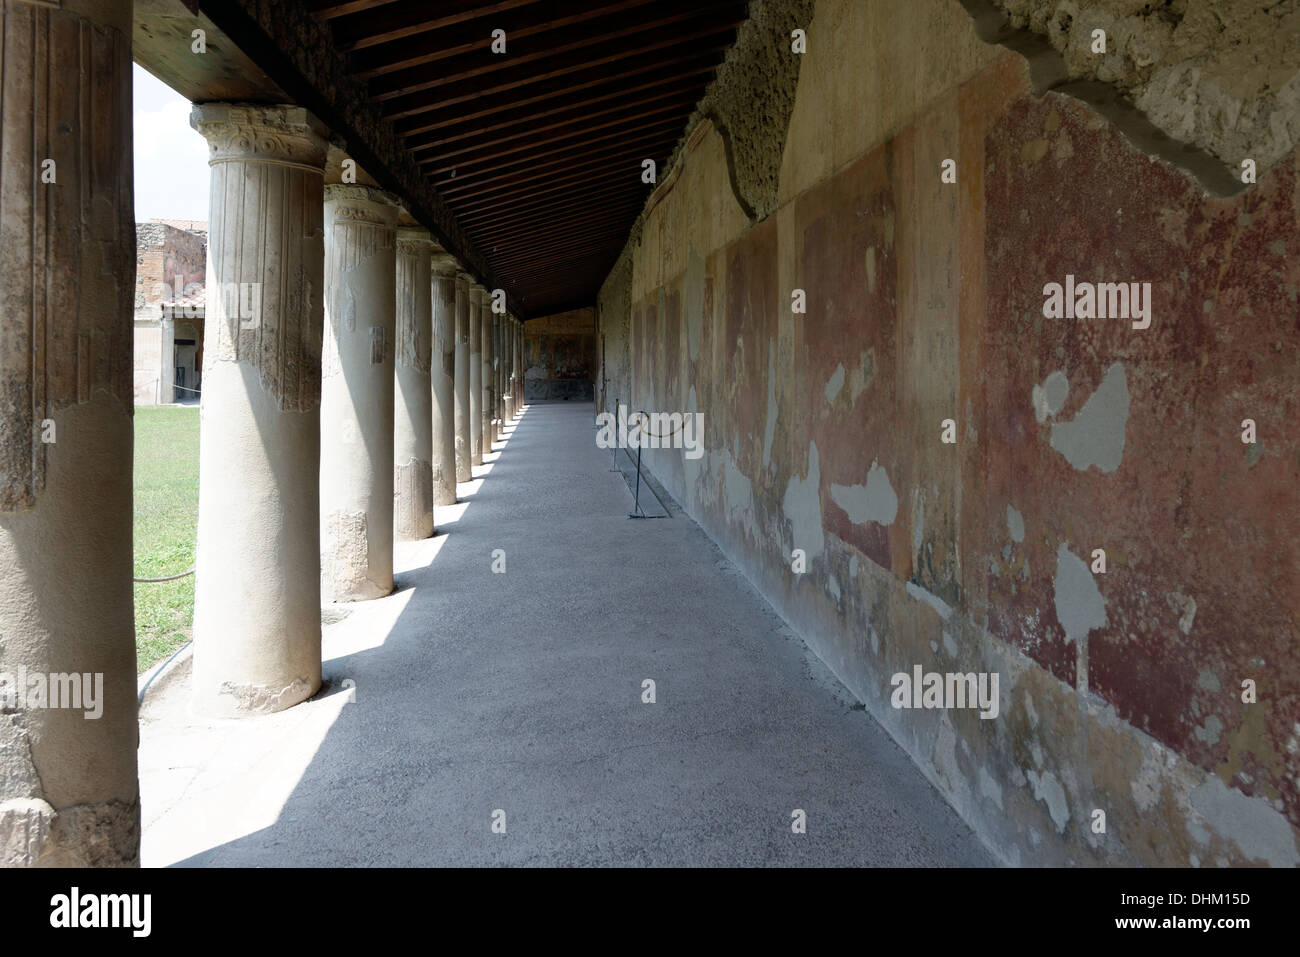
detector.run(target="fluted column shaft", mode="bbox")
[453,273,472,482]
[394,226,434,541]
[0,0,140,864]
[430,249,459,505]
[190,103,329,721]
[320,185,399,601]
[503,311,515,424]
[480,292,493,455]
[469,283,484,466]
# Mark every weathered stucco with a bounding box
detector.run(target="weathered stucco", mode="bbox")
[973,0,1300,185]
[597,0,1300,865]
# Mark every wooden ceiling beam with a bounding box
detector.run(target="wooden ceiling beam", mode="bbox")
[436,128,676,199]
[375,8,744,115]
[428,112,691,179]
[351,0,662,79]
[334,0,544,52]
[393,45,727,138]
[419,89,700,166]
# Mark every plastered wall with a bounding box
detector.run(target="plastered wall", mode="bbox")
[596,0,1300,866]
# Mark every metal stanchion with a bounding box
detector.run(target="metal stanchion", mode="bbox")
[609,397,619,471]
[629,441,645,519]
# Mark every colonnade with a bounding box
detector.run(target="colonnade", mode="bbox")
[0,3,526,865]
[190,108,528,718]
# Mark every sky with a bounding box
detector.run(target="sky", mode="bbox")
[133,64,210,224]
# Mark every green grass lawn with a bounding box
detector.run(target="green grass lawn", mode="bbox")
[133,406,200,674]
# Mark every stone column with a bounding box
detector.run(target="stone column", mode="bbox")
[430,247,459,505]
[480,294,493,455]
[190,103,328,720]
[453,272,472,482]
[490,310,499,442]
[503,312,515,425]
[469,283,484,466]
[0,0,139,865]
[512,319,522,408]
[393,225,433,541]
[496,312,506,440]
[321,185,399,601]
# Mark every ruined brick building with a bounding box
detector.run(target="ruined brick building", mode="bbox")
[133,219,207,404]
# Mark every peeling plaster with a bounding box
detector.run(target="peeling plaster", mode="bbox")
[1026,768,1071,833]
[1189,776,1300,868]
[1052,543,1107,643]
[907,581,955,621]
[979,766,1005,810]
[783,441,824,559]
[824,363,845,403]
[830,461,898,526]
[1049,363,1130,473]
[1032,369,1069,424]
[1006,504,1025,543]
[762,346,777,468]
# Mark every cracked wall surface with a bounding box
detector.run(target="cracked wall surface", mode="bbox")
[597,0,1300,865]
[965,0,1300,192]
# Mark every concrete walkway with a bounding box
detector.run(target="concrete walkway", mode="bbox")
[139,401,992,866]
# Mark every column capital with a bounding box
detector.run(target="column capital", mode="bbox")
[190,103,329,170]
[324,183,401,227]
[430,242,461,277]
[396,225,433,256]
[469,283,487,304]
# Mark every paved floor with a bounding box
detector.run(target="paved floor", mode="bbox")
[139,401,992,866]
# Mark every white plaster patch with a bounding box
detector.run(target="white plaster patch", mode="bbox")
[849,349,875,403]
[1006,504,1025,543]
[1194,714,1224,745]
[1049,362,1130,473]
[849,554,859,578]
[979,766,1004,810]
[762,345,777,469]
[824,363,845,403]
[912,490,925,557]
[1031,370,1069,424]
[782,440,824,559]
[1026,769,1071,834]
[906,581,954,621]
[830,461,898,526]
[827,574,841,602]
[721,451,755,531]
[1053,543,1107,643]
[1189,776,1300,867]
